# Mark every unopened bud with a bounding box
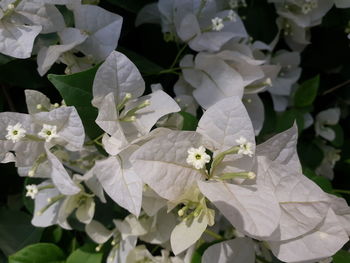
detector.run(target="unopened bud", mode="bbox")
[247,172,256,180]
[7,4,15,10]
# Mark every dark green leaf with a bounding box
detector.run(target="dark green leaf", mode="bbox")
[0,208,43,256]
[118,47,164,74]
[257,93,277,142]
[311,176,334,194]
[179,112,198,131]
[0,54,15,65]
[66,243,102,263]
[298,141,324,169]
[0,60,47,90]
[106,0,152,13]
[294,75,320,108]
[41,226,63,244]
[330,124,344,147]
[333,249,350,263]
[48,65,103,140]
[275,109,304,133]
[241,1,278,44]
[9,243,65,263]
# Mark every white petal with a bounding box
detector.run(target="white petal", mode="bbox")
[94,149,143,216]
[34,106,85,151]
[269,209,349,263]
[37,28,87,76]
[198,181,280,238]
[0,21,41,59]
[170,210,208,255]
[92,51,145,107]
[256,123,301,174]
[45,147,81,195]
[202,238,255,263]
[25,90,51,114]
[197,96,255,153]
[31,181,60,227]
[74,5,123,61]
[131,131,205,201]
[135,3,161,26]
[85,220,113,244]
[124,90,180,136]
[16,2,65,33]
[243,94,264,136]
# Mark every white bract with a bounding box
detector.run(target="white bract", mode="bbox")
[132,97,282,253]
[136,0,248,52]
[315,108,341,141]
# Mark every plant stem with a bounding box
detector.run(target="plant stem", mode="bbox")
[204,229,223,240]
[334,189,350,195]
[169,44,188,69]
[322,79,350,95]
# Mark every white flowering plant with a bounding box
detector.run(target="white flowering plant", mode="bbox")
[0,1,350,263]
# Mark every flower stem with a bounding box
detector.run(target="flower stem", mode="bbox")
[204,229,223,240]
[334,189,350,195]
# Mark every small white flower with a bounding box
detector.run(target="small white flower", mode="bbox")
[186,146,211,169]
[301,4,312,14]
[38,124,59,142]
[7,3,15,10]
[25,184,38,199]
[5,123,26,143]
[236,136,254,157]
[227,10,237,21]
[211,17,224,31]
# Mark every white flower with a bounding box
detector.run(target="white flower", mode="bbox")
[26,184,38,199]
[227,10,237,21]
[211,17,224,31]
[38,124,59,142]
[186,146,211,169]
[5,123,26,143]
[236,136,254,157]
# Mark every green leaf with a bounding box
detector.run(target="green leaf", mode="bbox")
[294,75,320,108]
[106,0,152,13]
[0,54,15,65]
[66,243,102,263]
[118,47,164,74]
[0,59,47,90]
[8,243,65,263]
[41,226,63,244]
[298,140,324,169]
[48,65,103,140]
[330,124,344,147]
[275,109,304,133]
[241,1,278,44]
[333,250,350,263]
[191,240,224,263]
[311,176,334,194]
[179,111,198,131]
[0,208,43,256]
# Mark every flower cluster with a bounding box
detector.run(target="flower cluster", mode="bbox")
[0,0,349,262]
